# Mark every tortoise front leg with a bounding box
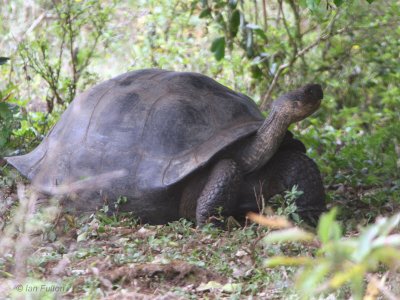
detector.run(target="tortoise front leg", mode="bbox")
[195,159,242,226]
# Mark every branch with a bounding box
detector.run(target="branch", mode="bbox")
[259,11,340,111]
[279,0,297,54]
[18,12,46,43]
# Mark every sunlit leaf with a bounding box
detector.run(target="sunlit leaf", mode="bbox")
[372,234,400,248]
[376,213,400,237]
[317,208,342,244]
[368,247,400,267]
[329,263,366,288]
[296,261,331,295]
[354,213,400,261]
[352,219,381,262]
[263,227,315,244]
[247,212,292,229]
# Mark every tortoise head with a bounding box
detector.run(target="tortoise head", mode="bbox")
[237,83,323,173]
[272,83,323,123]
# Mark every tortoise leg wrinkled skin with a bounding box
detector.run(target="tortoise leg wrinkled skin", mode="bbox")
[180,151,324,227]
[196,159,242,225]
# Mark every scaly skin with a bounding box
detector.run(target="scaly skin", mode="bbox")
[266,150,326,224]
[236,150,326,225]
[237,109,291,173]
[195,159,242,225]
[179,149,326,226]
[238,84,323,173]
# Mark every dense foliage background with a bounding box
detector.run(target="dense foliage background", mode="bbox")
[1,0,399,299]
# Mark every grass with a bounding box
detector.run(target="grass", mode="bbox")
[1,180,400,299]
[0,188,294,299]
[1,0,400,298]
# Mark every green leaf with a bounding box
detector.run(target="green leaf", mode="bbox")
[0,57,9,65]
[369,247,400,266]
[215,12,226,29]
[366,0,375,3]
[245,29,254,58]
[352,218,381,262]
[0,135,6,147]
[334,0,344,6]
[229,9,241,38]
[0,103,12,118]
[254,28,268,41]
[317,208,342,244]
[377,213,400,237]
[210,37,225,61]
[199,8,211,18]
[250,65,263,79]
[354,213,400,262]
[296,261,331,295]
[329,264,366,288]
[372,234,400,248]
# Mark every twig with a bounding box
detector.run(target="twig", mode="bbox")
[287,0,303,48]
[262,0,267,31]
[0,93,12,103]
[259,11,341,111]
[18,12,46,43]
[253,0,258,24]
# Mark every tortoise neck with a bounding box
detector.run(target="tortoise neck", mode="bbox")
[237,108,292,173]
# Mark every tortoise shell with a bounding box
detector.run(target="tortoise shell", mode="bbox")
[7,69,265,201]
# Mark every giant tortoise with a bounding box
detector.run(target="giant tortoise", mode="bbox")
[6,69,325,225]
